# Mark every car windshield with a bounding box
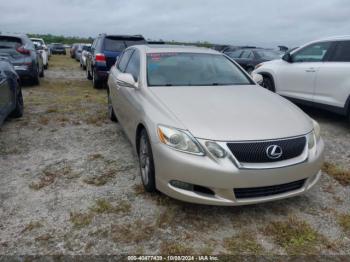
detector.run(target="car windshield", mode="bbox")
[53,44,64,48]
[255,50,282,60]
[147,52,252,86]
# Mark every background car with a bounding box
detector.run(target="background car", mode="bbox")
[0,33,43,85]
[254,36,350,121]
[30,38,49,68]
[75,43,90,62]
[32,41,49,69]
[80,44,91,70]
[70,43,79,58]
[86,34,146,88]
[225,48,282,74]
[0,57,23,126]
[50,43,66,55]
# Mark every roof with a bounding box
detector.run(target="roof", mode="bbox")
[136,44,220,54]
[0,32,27,38]
[317,35,350,41]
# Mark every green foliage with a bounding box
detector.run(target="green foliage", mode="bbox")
[27,33,93,45]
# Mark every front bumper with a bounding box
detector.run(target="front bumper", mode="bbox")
[153,137,324,206]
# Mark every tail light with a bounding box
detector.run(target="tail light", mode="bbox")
[95,53,106,63]
[16,46,30,55]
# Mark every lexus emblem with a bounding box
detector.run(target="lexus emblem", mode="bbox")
[266,145,283,159]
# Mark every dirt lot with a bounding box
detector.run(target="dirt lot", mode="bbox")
[0,53,349,257]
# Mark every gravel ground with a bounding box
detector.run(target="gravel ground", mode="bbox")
[0,54,349,257]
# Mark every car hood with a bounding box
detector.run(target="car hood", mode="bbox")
[150,85,313,141]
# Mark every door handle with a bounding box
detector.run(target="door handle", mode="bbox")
[305,68,316,73]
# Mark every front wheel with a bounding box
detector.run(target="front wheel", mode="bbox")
[138,129,156,192]
[262,76,275,92]
[108,91,118,122]
[86,66,92,80]
[11,85,24,118]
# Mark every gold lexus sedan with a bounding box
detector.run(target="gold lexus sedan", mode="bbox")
[107,45,324,206]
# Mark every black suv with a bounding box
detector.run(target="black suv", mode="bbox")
[86,34,146,88]
[0,33,44,85]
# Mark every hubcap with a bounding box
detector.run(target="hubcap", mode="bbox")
[139,136,150,185]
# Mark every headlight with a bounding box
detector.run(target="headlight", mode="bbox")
[255,63,263,70]
[205,141,227,158]
[308,119,321,149]
[312,119,321,142]
[157,125,204,155]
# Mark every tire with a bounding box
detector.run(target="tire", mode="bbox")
[11,85,24,118]
[86,66,92,80]
[82,65,86,70]
[44,64,48,70]
[138,129,156,192]
[262,76,275,92]
[92,69,103,89]
[39,68,44,77]
[108,91,118,122]
[246,67,254,75]
[32,67,40,86]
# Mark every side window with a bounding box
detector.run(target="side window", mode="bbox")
[227,50,242,58]
[117,49,134,72]
[329,41,350,62]
[241,51,252,59]
[124,50,140,81]
[292,42,331,62]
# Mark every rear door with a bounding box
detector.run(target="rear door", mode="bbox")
[275,41,332,102]
[0,65,12,122]
[314,40,350,109]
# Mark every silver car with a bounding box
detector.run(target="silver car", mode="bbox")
[107,45,324,206]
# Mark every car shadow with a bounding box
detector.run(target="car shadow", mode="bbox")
[296,103,350,130]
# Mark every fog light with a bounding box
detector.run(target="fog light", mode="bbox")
[205,141,226,158]
[170,180,193,191]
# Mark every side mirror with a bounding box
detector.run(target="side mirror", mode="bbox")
[252,73,263,85]
[116,73,137,88]
[282,53,292,63]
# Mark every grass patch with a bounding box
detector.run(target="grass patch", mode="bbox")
[264,217,326,255]
[89,199,131,214]
[159,241,194,255]
[29,162,76,190]
[21,221,42,234]
[133,184,145,195]
[111,219,156,244]
[35,233,52,242]
[88,153,103,161]
[83,169,116,186]
[224,231,263,255]
[337,213,350,233]
[322,162,350,186]
[70,212,93,228]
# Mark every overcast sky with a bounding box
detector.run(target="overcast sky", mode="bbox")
[1,0,350,48]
